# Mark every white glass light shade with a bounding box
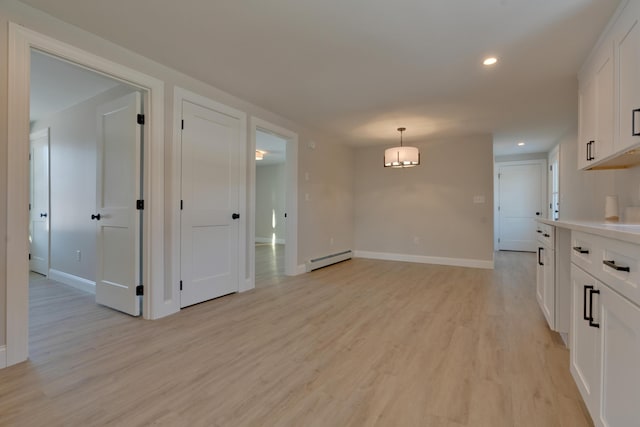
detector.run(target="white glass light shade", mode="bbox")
[384,146,420,168]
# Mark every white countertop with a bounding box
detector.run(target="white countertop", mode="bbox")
[538,219,640,245]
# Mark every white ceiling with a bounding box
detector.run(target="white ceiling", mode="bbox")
[20,0,621,155]
[30,50,122,122]
[256,130,287,166]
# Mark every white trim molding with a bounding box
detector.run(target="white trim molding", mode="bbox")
[0,346,6,369]
[354,251,495,269]
[48,269,96,294]
[6,23,166,367]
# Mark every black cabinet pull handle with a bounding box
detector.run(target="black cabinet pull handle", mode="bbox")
[543,233,550,237]
[232,213,240,220]
[537,230,542,234]
[573,246,589,254]
[633,108,640,136]
[603,260,630,272]
[538,247,544,266]
[91,214,101,221]
[583,285,593,321]
[586,141,590,161]
[39,213,48,218]
[588,288,600,328]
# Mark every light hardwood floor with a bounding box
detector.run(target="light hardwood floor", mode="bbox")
[255,243,285,287]
[0,252,592,426]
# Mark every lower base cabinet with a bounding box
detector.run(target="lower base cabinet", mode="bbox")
[570,232,640,426]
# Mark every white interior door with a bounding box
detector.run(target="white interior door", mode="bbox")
[94,92,142,316]
[29,128,50,275]
[497,161,545,251]
[180,100,240,308]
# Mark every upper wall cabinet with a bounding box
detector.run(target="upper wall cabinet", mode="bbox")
[615,1,640,153]
[578,0,640,170]
[578,43,614,170]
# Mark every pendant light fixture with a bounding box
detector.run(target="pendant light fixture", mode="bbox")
[384,127,420,168]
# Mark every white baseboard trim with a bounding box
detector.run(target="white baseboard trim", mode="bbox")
[353,251,494,269]
[255,237,285,245]
[0,345,6,369]
[49,269,96,294]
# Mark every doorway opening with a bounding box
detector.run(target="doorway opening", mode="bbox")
[255,130,288,285]
[28,49,145,355]
[6,24,166,368]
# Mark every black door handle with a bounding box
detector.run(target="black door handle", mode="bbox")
[40,213,47,218]
[232,213,240,220]
[538,247,544,266]
[583,285,593,321]
[588,288,600,328]
[91,214,101,220]
[603,260,630,272]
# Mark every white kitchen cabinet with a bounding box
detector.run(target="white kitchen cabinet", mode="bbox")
[536,223,556,330]
[598,283,640,427]
[578,75,596,170]
[570,264,601,419]
[614,0,640,153]
[569,228,640,426]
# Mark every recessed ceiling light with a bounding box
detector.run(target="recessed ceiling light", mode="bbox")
[517,141,526,146]
[483,57,498,66]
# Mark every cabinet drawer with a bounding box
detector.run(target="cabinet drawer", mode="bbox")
[537,223,555,247]
[571,231,599,274]
[593,237,640,307]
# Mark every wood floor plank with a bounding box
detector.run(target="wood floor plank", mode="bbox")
[0,252,592,426]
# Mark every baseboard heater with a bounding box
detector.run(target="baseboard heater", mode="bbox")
[306,250,352,272]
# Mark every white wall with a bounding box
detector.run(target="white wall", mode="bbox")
[31,85,137,283]
[255,163,286,243]
[557,129,640,221]
[354,134,495,266]
[0,0,356,344]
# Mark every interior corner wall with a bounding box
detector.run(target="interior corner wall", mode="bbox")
[0,15,9,346]
[354,135,494,264]
[557,129,640,221]
[30,84,138,283]
[255,163,286,242]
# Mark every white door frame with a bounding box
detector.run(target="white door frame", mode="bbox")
[493,159,547,250]
[171,87,247,300]
[6,23,166,368]
[249,117,299,288]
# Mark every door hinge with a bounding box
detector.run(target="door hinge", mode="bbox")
[180,200,183,210]
[179,280,183,291]
[29,203,31,211]
[498,206,500,211]
[28,253,31,260]
[137,114,145,125]
[498,173,501,179]
[550,203,552,209]
[136,200,144,210]
[550,165,553,171]
[136,285,144,296]
[181,119,184,130]
[498,238,501,243]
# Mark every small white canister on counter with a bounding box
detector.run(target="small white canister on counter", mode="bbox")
[605,195,619,222]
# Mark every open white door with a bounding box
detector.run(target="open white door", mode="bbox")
[94,92,142,316]
[497,161,545,252]
[180,100,240,308]
[29,128,50,275]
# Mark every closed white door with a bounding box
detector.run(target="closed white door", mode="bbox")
[180,101,240,308]
[94,92,142,316]
[29,128,50,275]
[497,162,545,251]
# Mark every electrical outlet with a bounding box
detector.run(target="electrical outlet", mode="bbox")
[76,250,81,262]
[413,236,420,245]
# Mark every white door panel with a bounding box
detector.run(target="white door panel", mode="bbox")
[95,92,142,316]
[181,101,240,308]
[498,162,545,251]
[29,129,50,275]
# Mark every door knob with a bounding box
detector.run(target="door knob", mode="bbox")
[535,212,541,216]
[91,214,101,220]
[40,213,47,218]
[232,213,240,220]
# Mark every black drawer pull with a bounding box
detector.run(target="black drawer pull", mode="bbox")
[603,260,630,272]
[538,247,544,266]
[633,108,640,136]
[573,246,589,254]
[583,285,592,321]
[543,233,550,238]
[588,288,600,328]
[537,230,542,234]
